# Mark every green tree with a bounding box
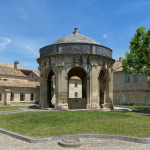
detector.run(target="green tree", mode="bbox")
[51,79,54,99]
[122,26,150,86]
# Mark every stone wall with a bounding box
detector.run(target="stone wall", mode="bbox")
[0,87,40,106]
[113,71,150,105]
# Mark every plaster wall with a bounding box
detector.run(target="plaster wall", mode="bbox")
[69,79,82,98]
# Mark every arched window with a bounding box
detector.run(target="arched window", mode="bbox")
[20,92,24,101]
[30,93,34,101]
[10,92,14,101]
[0,92,2,101]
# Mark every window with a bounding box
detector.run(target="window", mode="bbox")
[75,83,78,88]
[134,74,138,82]
[125,74,130,83]
[75,92,78,98]
[30,93,34,101]
[10,92,14,101]
[20,92,24,101]
[0,93,2,101]
[125,98,127,101]
[32,74,34,78]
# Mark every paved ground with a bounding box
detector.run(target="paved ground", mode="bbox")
[0,133,150,150]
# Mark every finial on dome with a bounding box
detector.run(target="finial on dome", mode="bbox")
[73,28,79,35]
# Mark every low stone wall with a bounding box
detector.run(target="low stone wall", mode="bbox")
[68,98,87,109]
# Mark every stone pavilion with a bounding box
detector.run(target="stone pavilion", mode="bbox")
[37,28,115,110]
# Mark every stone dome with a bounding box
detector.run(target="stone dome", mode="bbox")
[52,28,100,45]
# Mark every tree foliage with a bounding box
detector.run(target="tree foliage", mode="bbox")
[51,79,54,99]
[122,26,150,86]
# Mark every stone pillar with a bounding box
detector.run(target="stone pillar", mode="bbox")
[4,89,11,106]
[90,66,100,109]
[109,69,114,110]
[39,76,49,108]
[55,68,68,110]
[86,74,91,109]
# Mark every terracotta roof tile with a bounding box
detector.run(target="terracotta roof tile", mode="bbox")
[70,76,81,80]
[32,70,40,77]
[0,80,40,88]
[0,66,27,77]
[0,62,25,69]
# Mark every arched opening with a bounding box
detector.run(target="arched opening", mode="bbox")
[99,69,109,108]
[10,92,14,101]
[68,66,87,109]
[47,69,55,108]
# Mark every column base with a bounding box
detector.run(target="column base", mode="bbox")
[100,103,114,110]
[55,103,69,110]
[91,103,100,109]
[39,102,49,109]
[86,104,91,109]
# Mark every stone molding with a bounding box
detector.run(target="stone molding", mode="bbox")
[0,128,150,144]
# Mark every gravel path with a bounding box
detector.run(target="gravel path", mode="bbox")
[0,133,150,150]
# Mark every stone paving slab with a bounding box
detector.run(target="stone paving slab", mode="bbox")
[0,110,24,115]
[0,133,150,150]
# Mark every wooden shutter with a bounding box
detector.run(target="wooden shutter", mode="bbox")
[125,74,128,83]
[134,74,138,82]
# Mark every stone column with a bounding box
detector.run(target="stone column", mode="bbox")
[86,73,91,109]
[39,76,49,108]
[55,68,68,110]
[109,69,114,110]
[4,89,11,106]
[90,66,100,109]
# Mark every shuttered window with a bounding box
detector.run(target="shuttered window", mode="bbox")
[134,74,138,82]
[125,74,130,83]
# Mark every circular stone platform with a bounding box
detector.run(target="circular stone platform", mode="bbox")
[58,138,83,147]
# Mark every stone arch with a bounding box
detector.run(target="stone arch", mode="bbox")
[99,68,109,108]
[42,65,56,78]
[67,66,87,109]
[66,64,87,77]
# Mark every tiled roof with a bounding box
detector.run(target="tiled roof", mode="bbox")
[0,62,25,69]
[0,80,40,88]
[113,60,136,72]
[0,66,28,77]
[32,70,40,77]
[70,76,81,80]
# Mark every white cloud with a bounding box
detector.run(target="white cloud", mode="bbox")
[103,34,108,39]
[0,36,11,50]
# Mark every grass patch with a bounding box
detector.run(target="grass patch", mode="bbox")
[0,111,150,138]
[0,106,21,112]
[124,106,150,112]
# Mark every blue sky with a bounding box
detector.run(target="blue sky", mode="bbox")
[0,0,150,70]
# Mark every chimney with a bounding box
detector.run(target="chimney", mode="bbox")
[119,57,123,62]
[73,28,79,35]
[14,61,19,69]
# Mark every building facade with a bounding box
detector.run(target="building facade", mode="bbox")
[0,61,40,106]
[113,58,150,106]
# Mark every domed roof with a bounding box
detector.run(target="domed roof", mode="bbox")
[52,28,100,45]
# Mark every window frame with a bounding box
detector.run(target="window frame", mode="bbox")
[30,93,34,101]
[75,83,78,88]
[0,92,2,101]
[134,74,138,83]
[20,92,25,101]
[75,92,78,98]
[125,74,130,83]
